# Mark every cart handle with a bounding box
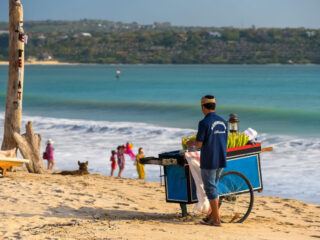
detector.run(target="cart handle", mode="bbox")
[261,147,273,152]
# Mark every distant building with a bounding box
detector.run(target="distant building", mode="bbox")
[38,34,46,40]
[153,21,171,27]
[56,35,68,41]
[81,33,92,37]
[26,56,37,62]
[209,31,222,38]
[177,33,187,41]
[39,52,53,61]
[306,31,316,38]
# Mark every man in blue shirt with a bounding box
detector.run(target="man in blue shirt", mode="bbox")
[188,95,228,226]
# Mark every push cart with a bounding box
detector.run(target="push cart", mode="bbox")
[141,143,263,223]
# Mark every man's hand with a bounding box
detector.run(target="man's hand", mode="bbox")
[186,140,203,149]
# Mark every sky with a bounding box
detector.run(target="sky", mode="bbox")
[0,0,319,29]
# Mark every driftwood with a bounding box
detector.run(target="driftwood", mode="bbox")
[13,121,45,173]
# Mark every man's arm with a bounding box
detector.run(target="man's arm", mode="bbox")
[187,120,205,149]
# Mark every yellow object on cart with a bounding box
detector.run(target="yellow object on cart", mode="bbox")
[182,133,197,150]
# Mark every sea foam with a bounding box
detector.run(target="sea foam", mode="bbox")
[0,114,319,204]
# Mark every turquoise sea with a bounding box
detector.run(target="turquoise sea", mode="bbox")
[0,64,319,203]
[1,64,320,134]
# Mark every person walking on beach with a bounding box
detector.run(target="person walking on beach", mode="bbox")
[117,145,125,178]
[135,147,145,179]
[110,150,117,176]
[187,95,228,227]
[45,139,55,170]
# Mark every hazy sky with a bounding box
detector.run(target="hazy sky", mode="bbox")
[0,0,319,28]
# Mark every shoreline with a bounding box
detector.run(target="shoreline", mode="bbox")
[1,170,319,239]
[0,61,319,66]
[0,60,80,66]
[0,111,319,207]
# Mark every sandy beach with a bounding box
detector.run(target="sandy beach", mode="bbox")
[0,169,319,240]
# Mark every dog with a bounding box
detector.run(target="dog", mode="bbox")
[59,161,89,175]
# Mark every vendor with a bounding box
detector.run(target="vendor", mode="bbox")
[187,95,228,227]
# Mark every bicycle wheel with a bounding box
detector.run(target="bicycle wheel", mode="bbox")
[218,171,254,223]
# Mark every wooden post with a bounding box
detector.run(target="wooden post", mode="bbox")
[1,1,44,174]
[2,0,25,150]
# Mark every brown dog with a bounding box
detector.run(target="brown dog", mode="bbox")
[59,161,89,175]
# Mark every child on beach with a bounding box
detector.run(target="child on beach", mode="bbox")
[117,145,125,178]
[110,150,117,176]
[136,147,145,179]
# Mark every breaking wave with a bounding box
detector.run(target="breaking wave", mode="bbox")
[0,113,319,204]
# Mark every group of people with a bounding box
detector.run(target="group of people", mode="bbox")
[43,139,146,180]
[110,145,145,179]
[42,95,225,227]
[108,95,226,227]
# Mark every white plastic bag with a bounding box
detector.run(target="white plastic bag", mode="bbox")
[243,128,258,141]
[185,151,211,214]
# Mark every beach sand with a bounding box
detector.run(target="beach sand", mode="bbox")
[0,169,319,240]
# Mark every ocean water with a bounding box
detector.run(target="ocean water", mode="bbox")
[0,64,319,204]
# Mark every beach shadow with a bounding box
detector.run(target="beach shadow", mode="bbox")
[1,205,198,225]
[45,205,197,224]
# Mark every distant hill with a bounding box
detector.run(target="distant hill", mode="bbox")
[0,19,186,33]
[0,20,319,64]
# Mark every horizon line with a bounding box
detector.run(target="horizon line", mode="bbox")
[0,19,319,30]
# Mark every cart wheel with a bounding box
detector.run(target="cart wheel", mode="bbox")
[218,171,254,223]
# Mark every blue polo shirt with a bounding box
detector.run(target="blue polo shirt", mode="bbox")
[196,112,228,169]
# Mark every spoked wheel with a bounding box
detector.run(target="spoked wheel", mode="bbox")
[218,171,254,223]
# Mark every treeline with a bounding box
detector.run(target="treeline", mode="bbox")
[0,20,319,64]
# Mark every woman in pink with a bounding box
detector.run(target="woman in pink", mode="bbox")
[46,139,55,170]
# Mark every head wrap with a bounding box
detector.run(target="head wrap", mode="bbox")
[201,97,216,105]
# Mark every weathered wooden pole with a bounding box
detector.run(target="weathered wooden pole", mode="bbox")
[0,0,45,174]
[2,0,25,150]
